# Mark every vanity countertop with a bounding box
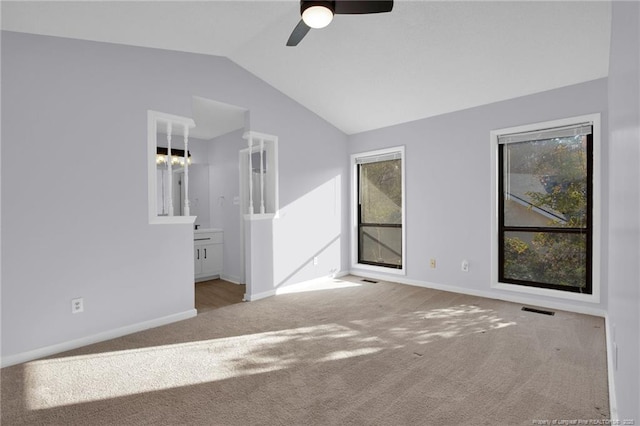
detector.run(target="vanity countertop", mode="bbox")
[194,228,223,234]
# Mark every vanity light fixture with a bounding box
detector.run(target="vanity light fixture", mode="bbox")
[156,147,191,166]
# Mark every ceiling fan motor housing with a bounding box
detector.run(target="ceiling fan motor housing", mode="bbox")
[289,0,393,46]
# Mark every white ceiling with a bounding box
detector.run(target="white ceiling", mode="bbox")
[1,1,612,135]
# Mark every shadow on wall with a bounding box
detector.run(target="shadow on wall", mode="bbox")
[273,175,344,289]
[274,235,341,289]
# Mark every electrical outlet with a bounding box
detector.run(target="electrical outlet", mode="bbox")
[313,256,318,266]
[461,260,469,272]
[71,297,84,314]
[429,258,436,269]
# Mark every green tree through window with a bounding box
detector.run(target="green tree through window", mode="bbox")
[500,133,592,293]
[358,158,402,268]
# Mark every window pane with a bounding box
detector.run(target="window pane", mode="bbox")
[361,159,402,224]
[359,226,402,267]
[503,136,587,228]
[503,231,587,289]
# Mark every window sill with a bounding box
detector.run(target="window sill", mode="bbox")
[351,262,406,276]
[492,281,599,303]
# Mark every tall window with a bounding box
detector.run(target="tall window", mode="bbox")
[353,148,404,270]
[498,122,594,294]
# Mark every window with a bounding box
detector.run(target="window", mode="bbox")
[493,115,600,299]
[352,147,405,272]
[240,131,278,218]
[147,110,196,225]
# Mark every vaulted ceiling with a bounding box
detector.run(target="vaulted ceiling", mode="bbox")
[1,1,611,134]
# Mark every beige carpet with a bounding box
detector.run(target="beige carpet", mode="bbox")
[1,276,609,425]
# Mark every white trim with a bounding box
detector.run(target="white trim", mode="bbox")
[604,314,619,421]
[332,270,350,280]
[195,274,221,283]
[238,131,279,289]
[350,145,406,275]
[0,309,197,368]
[351,263,406,276]
[241,131,279,218]
[350,270,606,318]
[152,111,197,128]
[147,110,196,224]
[243,288,276,302]
[243,272,350,301]
[220,274,242,285]
[492,281,598,303]
[244,213,276,221]
[148,110,158,223]
[489,113,601,304]
[239,150,246,285]
[150,216,196,226]
[242,130,275,142]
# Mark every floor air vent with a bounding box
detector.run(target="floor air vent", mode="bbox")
[521,306,555,316]
[361,279,378,284]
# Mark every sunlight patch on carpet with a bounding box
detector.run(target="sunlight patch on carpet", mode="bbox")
[351,304,517,345]
[276,278,361,295]
[24,323,381,410]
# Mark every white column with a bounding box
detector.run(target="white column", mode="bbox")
[248,135,254,215]
[166,122,173,216]
[259,138,265,214]
[183,124,190,216]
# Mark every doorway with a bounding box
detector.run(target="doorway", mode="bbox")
[195,279,246,313]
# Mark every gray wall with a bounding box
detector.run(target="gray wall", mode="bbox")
[209,129,245,283]
[3,19,638,414]
[348,78,609,313]
[607,1,640,420]
[207,125,349,289]
[184,137,212,229]
[1,31,349,359]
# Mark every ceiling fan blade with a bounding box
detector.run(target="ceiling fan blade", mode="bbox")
[286,20,311,46]
[334,0,393,15]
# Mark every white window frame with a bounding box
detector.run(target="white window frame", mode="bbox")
[239,131,279,220]
[147,110,196,225]
[350,146,406,275]
[490,113,601,303]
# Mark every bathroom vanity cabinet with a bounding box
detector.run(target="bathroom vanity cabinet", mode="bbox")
[194,229,223,282]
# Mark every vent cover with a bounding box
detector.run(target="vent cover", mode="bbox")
[361,279,378,284]
[521,306,555,316]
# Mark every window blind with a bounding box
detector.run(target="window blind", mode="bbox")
[355,151,402,165]
[498,123,592,145]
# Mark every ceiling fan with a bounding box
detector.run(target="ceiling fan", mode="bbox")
[287,0,394,46]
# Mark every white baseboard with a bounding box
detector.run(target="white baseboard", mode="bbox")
[604,314,619,420]
[333,271,350,279]
[245,271,349,302]
[349,270,606,317]
[1,309,197,368]
[244,289,276,302]
[274,271,352,295]
[220,274,242,285]
[195,274,221,283]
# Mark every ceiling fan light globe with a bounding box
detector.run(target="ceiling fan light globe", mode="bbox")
[302,5,334,29]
